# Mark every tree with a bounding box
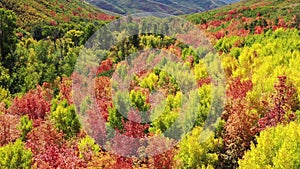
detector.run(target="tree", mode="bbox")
[8,86,51,121]
[0,8,17,68]
[110,110,149,157]
[239,122,300,169]
[140,73,159,91]
[18,115,33,141]
[31,24,45,41]
[176,126,221,169]
[129,89,150,112]
[221,78,257,168]
[63,29,84,47]
[255,76,299,132]
[78,136,100,162]
[0,64,11,90]
[26,120,85,168]
[50,99,81,139]
[0,139,32,169]
[0,86,10,107]
[149,92,182,133]
[0,114,20,146]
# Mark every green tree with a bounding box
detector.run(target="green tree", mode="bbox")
[176,126,221,169]
[0,8,17,70]
[18,115,33,141]
[78,136,100,161]
[63,29,84,47]
[140,73,159,91]
[50,100,81,139]
[0,139,32,169]
[129,90,150,112]
[0,85,10,107]
[108,107,124,131]
[150,92,182,133]
[239,122,300,169]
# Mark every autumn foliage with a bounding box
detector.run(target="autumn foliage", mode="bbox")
[8,86,52,121]
[256,76,298,132]
[1,1,300,169]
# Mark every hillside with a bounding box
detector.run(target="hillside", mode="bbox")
[221,0,239,3]
[0,0,114,30]
[186,0,300,40]
[87,0,227,15]
[0,0,300,169]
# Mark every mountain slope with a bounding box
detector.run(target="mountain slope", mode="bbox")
[0,0,114,30]
[186,0,300,41]
[87,0,227,15]
[221,0,239,3]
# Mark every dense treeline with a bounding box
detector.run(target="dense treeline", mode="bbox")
[0,7,107,94]
[0,0,300,168]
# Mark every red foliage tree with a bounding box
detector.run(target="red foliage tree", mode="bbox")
[94,76,111,101]
[94,76,112,121]
[97,59,113,75]
[88,13,94,19]
[225,77,253,100]
[228,9,237,15]
[122,110,149,138]
[255,76,298,132]
[153,149,175,169]
[59,77,73,104]
[50,10,56,17]
[198,77,212,88]
[209,20,222,27]
[8,86,52,121]
[221,77,258,168]
[144,135,176,169]
[278,18,286,27]
[26,121,85,168]
[50,20,57,26]
[0,102,6,113]
[0,114,20,146]
[72,11,78,16]
[110,111,149,157]
[214,31,225,40]
[86,107,108,145]
[254,26,263,34]
[112,156,133,169]
[96,13,115,21]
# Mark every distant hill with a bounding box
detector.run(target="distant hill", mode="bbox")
[0,0,114,30]
[221,0,239,3]
[186,0,300,40]
[87,0,228,15]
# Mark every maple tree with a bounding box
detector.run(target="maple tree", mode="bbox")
[221,78,258,168]
[8,85,51,121]
[0,113,20,146]
[26,120,85,168]
[255,76,299,132]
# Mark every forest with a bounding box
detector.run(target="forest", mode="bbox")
[0,0,300,168]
